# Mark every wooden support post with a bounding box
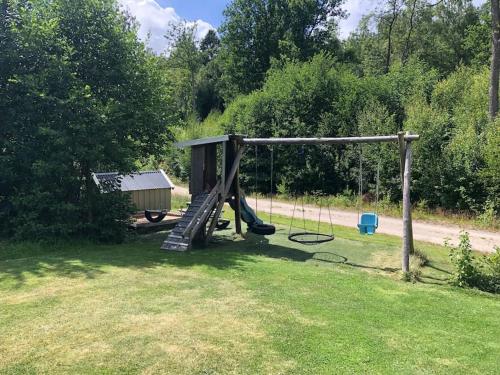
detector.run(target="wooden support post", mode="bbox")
[221,141,226,191]
[232,141,243,235]
[234,170,242,235]
[205,145,245,244]
[204,144,217,190]
[397,132,406,186]
[406,135,415,256]
[402,140,413,273]
[190,146,206,195]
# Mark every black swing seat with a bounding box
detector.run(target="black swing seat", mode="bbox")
[145,210,168,223]
[216,219,231,230]
[288,232,334,245]
[249,222,276,236]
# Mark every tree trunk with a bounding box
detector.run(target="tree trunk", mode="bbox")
[402,0,417,65]
[385,0,400,74]
[490,0,500,119]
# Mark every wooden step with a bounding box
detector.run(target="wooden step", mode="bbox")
[161,189,218,251]
[161,242,189,251]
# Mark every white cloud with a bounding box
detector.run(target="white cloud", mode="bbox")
[119,0,214,54]
[338,0,379,39]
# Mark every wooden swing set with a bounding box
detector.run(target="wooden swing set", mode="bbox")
[161,132,419,273]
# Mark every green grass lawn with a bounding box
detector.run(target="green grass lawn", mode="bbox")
[1,220,499,374]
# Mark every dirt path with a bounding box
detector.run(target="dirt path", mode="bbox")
[172,186,499,253]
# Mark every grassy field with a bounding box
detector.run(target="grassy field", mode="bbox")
[1,220,499,374]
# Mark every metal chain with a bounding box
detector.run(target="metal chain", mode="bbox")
[269,145,274,224]
[288,197,297,237]
[358,147,363,221]
[254,145,258,215]
[376,159,380,214]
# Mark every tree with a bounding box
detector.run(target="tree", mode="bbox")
[0,0,175,240]
[200,29,220,63]
[218,0,344,101]
[166,22,203,120]
[384,0,402,73]
[197,30,224,118]
[346,0,484,76]
[489,0,500,118]
[402,0,418,64]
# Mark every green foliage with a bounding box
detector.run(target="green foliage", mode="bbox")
[406,66,496,212]
[219,54,440,200]
[165,111,225,181]
[480,119,500,203]
[346,1,486,76]
[448,232,479,288]
[0,0,174,241]
[448,232,500,293]
[462,6,491,67]
[480,247,500,293]
[165,22,203,122]
[218,0,344,101]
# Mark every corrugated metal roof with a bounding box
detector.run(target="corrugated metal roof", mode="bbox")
[92,169,174,192]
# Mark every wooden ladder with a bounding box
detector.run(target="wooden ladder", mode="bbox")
[161,182,221,251]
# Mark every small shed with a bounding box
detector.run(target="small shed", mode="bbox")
[92,169,174,212]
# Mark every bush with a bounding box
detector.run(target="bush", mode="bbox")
[479,247,500,293]
[448,232,480,288]
[448,232,500,293]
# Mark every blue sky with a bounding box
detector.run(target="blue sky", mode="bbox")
[158,0,228,28]
[120,0,486,55]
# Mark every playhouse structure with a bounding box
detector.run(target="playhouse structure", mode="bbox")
[161,133,419,272]
[92,169,174,216]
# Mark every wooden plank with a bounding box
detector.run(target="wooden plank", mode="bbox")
[225,139,238,197]
[205,144,218,189]
[397,131,406,189]
[190,146,205,195]
[221,141,227,192]
[233,143,242,235]
[176,135,230,149]
[402,141,413,273]
[183,183,220,237]
[205,145,245,244]
[241,135,420,145]
[189,194,219,241]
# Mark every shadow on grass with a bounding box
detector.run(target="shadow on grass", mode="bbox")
[0,229,447,287]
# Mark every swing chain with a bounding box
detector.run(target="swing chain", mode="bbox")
[254,145,258,215]
[375,159,380,215]
[269,145,274,224]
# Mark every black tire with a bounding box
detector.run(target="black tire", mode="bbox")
[145,210,166,223]
[216,219,231,230]
[249,223,276,236]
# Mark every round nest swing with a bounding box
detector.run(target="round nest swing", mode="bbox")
[288,232,334,245]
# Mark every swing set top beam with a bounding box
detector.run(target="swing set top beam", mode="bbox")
[174,134,419,148]
[240,134,419,146]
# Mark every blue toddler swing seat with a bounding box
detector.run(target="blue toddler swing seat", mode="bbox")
[358,212,378,235]
[356,148,380,235]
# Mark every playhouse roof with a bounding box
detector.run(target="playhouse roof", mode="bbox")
[92,169,174,193]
